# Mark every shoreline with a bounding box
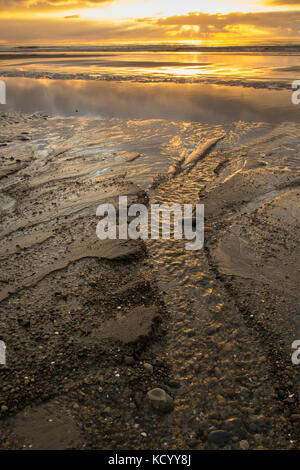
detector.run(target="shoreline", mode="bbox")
[0,71,293,90]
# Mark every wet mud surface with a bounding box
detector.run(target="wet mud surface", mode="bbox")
[0,112,299,449]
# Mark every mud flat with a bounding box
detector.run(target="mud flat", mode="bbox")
[0,112,168,450]
[145,121,300,450]
[0,112,299,450]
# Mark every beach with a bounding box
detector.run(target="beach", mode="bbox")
[0,45,299,450]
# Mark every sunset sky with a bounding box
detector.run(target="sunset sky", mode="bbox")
[0,0,299,44]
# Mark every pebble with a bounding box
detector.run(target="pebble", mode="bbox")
[290,414,300,423]
[208,430,230,446]
[155,360,164,367]
[196,423,207,437]
[248,422,257,433]
[188,440,198,449]
[124,356,135,366]
[224,342,233,352]
[216,394,225,403]
[166,380,181,389]
[248,415,268,433]
[240,440,250,450]
[1,405,8,412]
[143,363,153,373]
[146,388,174,413]
[224,418,247,438]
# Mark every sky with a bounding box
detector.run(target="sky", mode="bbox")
[0,0,299,44]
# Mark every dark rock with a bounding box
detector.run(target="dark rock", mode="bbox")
[124,356,135,366]
[247,416,268,433]
[223,418,248,438]
[166,380,181,389]
[208,430,231,446]
[196,423,207,437]
[248,422,257,433]
[188,439,198,448]
[155,360,164,367]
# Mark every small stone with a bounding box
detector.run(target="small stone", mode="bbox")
[216,394,225,403]
[124,356,135,366]
[188,440,198,449]
[166,380,181,389]
[103,406,111,414]
[146,388,174,413]
[209,377,218,385]
[208,430,230,446]
[143,363,153,373]
[248,422,257,433]
[290,414,300,423]
[240,440,250,450]
[224,418,247,438]
[1,405,8,412]
[196,423,207,437]
[155,360,164,367]
[224,342,233,352]
[248,415,268,433]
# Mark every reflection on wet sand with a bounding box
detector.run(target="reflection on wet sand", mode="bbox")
[1,49,300,84]
[3,77,300,123]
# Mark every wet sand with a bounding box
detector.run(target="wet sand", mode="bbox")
[0,54,114,60]
[0,112,299,449]
[1,45,300,89]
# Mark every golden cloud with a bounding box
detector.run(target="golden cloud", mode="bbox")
[0,0,115,12]
[266,0,300,4]
[0,10,299,43]
[150,10,300,38]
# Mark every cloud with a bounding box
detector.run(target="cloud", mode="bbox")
[0,18,162,43]
[0,0,115,12]
[150,10,300,38]
[64,14,81,18]
[266,0,300,4]
[0,0,112,3]
[0,10,299,43]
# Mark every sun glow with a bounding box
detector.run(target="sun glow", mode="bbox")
[0,0,299,44]
[77,0,279,21]
[3,0,291,21]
